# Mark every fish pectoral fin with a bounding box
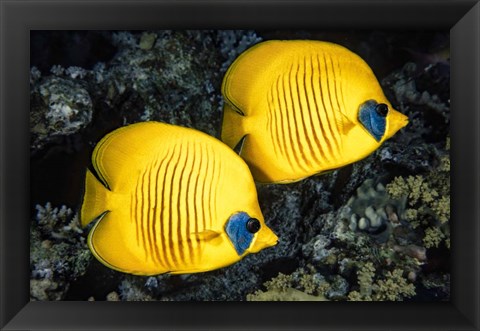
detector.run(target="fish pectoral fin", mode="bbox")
[339,112,356,135]
[192,230,222,241]
[233,135,247,155]
[221,103,248,149]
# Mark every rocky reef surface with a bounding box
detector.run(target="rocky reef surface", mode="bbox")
[30,30,450,301]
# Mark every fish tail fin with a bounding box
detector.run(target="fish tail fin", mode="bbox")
[221,103,248,149]
[81,169,111,227]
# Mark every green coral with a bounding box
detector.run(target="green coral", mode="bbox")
[347,290,363,301]
[262,272,293,293]
[423,226,445,248]
[247,288,327,301]
[357,262,375,299]
[431,196,450,224]
[372,269,416,301]
[386,138,450,249]
[347,263,415,301]
[299,273,317,295]
[246,268,331,301]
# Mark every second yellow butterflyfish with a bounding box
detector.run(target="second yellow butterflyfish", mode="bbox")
[81,122,278,276]
[221,40,409,183]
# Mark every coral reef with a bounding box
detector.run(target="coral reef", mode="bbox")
[30,30,263,156]
[30,203,91,300]
[30,76,93,153]
[246,267,329,301]
[347,262,416,301]
[386,137,450,249]
[29,30,450,301]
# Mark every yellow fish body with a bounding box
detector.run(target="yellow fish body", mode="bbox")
[80,122,278,276]
[221,40,409,183]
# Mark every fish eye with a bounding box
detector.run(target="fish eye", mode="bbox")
[375,103,388,117]
[246,218,261,233]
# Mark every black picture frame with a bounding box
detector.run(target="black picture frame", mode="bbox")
[1,0,479,330]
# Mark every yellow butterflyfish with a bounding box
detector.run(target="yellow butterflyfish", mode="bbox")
[221,40,409,183]
[81,122,278,276]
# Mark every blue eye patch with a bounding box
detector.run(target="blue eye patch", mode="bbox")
[225,212,255,256]
[358,100,387,142]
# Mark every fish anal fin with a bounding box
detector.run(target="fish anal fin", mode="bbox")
[88,211,166,276]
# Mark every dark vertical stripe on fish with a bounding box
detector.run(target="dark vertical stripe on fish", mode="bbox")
[159,145,177,270]
[328,54,343,137]
[274,76,290,165]
[134,173,142,249]
[280,73,298,170]
[288,61,310,171]
[284,63,305,171]
[308,54,328,164]
[300,56,322,166]
[175,141,189,266]
[211,147,220,231]
[147,163,156,260]
[145,163,154,260]
[314,54,335,162]
[294,58,317,167]
[151,154,168,266]
[168,145,182,268]
[200,142,210,232]
[267,89,280,158]
[335,57,348,132]
[192,143,203,238]
[183,140,196,264]
[139,167,151,261]
[208,145,217,229]
[322,54,341,154]
[291,59,312,169]
[156,147,175,268]
[137,168,146,258]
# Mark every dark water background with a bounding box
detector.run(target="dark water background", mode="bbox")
[30,30,450,301]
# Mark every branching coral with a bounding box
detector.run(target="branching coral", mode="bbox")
[247,288,327,301]
[347,262,415,301]
[246,267,336,301]
[372,269,416,301]
[30,203,91,300]
[386,138,450,248]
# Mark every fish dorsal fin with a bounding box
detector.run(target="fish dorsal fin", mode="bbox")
[91,122,173,191]
[192,230,222,241]
[221,40,290,115]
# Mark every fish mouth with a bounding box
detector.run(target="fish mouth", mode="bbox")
[250,228,279,253]
[386,110,409,139]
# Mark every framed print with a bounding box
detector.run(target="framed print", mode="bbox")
[1,0,479,330]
